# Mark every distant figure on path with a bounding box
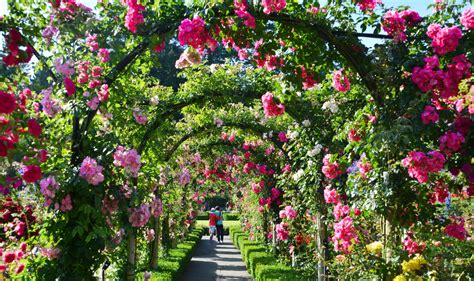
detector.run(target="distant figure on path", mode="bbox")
[216,206,224,243]
[208,207,218,240]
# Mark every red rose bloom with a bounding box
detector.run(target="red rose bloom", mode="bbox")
[3,251,16,263]
[0,91,17,114]
[22,165,42,183]
[27,119,42,137]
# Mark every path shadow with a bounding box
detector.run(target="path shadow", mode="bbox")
[181,260,218,281]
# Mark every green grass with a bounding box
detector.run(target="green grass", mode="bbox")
[195,220,240,228]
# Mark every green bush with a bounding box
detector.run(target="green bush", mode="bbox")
[239,240,260,259]
[195,214,208,220]
[148,272,172,281]
[223,213,240,220]
[255,264,307,281]
[242,245,266,267]
[247,251,275,276]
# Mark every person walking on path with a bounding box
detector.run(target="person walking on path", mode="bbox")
[208,207,218,240]
[216,206,224,243]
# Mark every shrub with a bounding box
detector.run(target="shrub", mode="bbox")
[223,213,240,220]
[255,264,307,281]
[242,245,266,267]
[248,251,275,276]
[239,240,260,260]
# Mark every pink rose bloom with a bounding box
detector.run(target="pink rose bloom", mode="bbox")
[356,0,381,11]
[426,24,462,55]
[421,105,439,124]
[234,0,256,29]
[278,131,288,142]
[98,84,109,102]
[261,92,285,117]
[27,118,42,137]
[332,216,358,253]
[460,8,474,29]
[125,0,145,33]
[260,0,287,14]
[275,223,289,241]
[87,97,100,110]
[333,203,350,221]
[86,34,99,52]
[357,154,372,178]
[324,187,340,204]
[400,9,423,26]
[444,218,468,240]
[439,131,465,153]
[64,77,76,96]
[281,205,297,220]
[178,16,218,53]
[322,154,343,179]
[129,204,151,227]
[98,48,110,63]
[54,58,75,77]
[403,234,425,254]
[348,128,361,142]
[79,157,105,185]
[332,69,350,92]
[382,10,407,42]
[113,145,141,177]
[60,194,73,212]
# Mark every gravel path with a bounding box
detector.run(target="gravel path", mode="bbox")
[181,235,252,281]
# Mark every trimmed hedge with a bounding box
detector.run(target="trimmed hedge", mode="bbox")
[229,225,311,281]
[196,212,240,221]
[145,227,204,281]
[223,213,240,220]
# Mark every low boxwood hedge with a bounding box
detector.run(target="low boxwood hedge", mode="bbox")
[229,225,310,280]
[248,251,274,276]
[223,213,240,220]
[144,226,204,281]
[254,264,304,281]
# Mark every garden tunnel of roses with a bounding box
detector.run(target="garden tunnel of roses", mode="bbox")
[0,0,473,280]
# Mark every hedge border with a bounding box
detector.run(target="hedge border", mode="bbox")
[229,226,311,281]
[142,226,205,281]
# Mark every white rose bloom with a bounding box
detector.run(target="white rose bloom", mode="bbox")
[383,172,389,185]
[150,95,159,106]
[292,169,305,181]
[322,99,339,113]
[288,131,299,139]
[307,144,322,157]
[302,119,311,127]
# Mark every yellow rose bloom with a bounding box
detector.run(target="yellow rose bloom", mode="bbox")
[366,241,383,255]
[393,275,407,281]
[401,255,427,273]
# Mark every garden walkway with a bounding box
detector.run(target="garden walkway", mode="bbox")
[181,235,252,281]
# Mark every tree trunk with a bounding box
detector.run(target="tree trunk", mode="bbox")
[150,189,162,269]
[126,229,136,281]
[162,215,170,253]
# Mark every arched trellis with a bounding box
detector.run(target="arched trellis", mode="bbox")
[63,5,390,166]
[145,118,292,270]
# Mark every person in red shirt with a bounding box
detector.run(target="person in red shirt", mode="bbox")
[209,208,218,240]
